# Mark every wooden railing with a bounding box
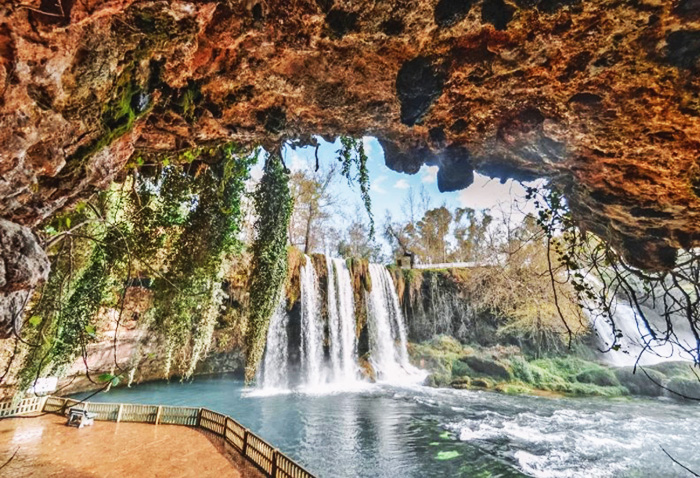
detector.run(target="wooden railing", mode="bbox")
[2,396,316,478]
[0,396,47,417]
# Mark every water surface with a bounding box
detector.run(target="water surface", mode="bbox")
[77,375,700,478]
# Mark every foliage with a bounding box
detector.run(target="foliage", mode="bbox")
[287,165,338,254]
[336,137,373,237]
[244,154,294,382]
[150,145,255,377]
[385,201,492,265]
[526,186,700,367]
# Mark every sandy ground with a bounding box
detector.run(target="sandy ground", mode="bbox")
[0,414,264,477]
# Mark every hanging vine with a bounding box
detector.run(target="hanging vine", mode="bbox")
[337,136,374,237]
[150,144,255,378]
[244,153,293,382]
[527,186,700,371]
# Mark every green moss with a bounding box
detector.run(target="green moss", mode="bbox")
[410,339,636,398]
[69,66,147,167]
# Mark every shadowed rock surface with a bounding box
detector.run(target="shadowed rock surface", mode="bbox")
[0,0,699,273]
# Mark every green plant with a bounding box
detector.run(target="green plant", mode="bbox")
[337,136,373,237]
[244,154,294,382]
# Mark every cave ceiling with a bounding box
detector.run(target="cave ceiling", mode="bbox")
[0,0,699,271]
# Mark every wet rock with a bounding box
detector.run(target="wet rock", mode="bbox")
[481,0,515,31]
[0,219,50,338]
[665,30,700,71]
[667,377,700,400]
[256,106,287,134]
[614,367,666,397]
[674,0,700,19]
[325,9,359,38]
[429,127,447,147]
[396,56,446,126]
[537,0,581,13]
[380,18,405,36]
[568,92,603,105]
[460,355,512,380]
[450,376,471,389]
[449,118,468,133]
[432,146,474,192]
[435,0,476,27]
[379,139,429,174]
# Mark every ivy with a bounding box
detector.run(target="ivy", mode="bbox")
[150,145,255,377]
[337,136,374,237]
[244,153,294,382]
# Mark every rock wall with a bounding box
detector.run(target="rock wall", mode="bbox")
[0,0,699,272]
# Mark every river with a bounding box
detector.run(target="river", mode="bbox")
[76,374,700,478]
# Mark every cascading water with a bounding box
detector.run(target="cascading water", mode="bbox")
[327,257,358,383]
[259,256,422,391]
[585,276,697,366]
[260,295,290,390]
[366,264,422,382]
[300,256,324,386]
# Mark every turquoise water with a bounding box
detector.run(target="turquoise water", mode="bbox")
[76,375,700,477]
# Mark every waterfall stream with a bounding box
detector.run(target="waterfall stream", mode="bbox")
[261,294,290,390]
[366,264,422,383]
[260,257,422,391]
[300,256,324,386]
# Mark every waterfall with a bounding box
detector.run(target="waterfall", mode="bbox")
[261,295,290,389]
[300,256,324,386]
[586,276,696,366]
[327,257,358,383]
[259,256,422,391]
[366,264,420,382]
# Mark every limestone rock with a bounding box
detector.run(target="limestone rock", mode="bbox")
[0,0,698,270]
[0,218,49,338]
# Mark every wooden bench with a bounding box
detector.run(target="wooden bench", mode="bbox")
[66,407,96,428]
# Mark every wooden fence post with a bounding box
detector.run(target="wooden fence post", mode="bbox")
[117,404,123,423]
[155,406,162,425]
[196,408,203,427]
[242,429,249,456]
[224,417,229,441]
[272,450,278,478]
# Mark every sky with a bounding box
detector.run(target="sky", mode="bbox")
[250,136,542,256]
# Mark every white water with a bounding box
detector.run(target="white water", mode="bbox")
[366,264,424,384]
[300,256,325,386]
[260,257,424,392]
[585,277,697,366]
[327,257,358,383]
[261,294,290,390]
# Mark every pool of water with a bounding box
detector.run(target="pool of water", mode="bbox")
[76,375,700,477]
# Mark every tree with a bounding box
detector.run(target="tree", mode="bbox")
[417,206,453,264]
[337,208,384,262]
[287,165,338,254]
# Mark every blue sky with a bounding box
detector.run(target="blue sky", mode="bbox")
[251,137,540,253]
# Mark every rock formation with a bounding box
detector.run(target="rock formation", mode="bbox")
[1,0,699,282]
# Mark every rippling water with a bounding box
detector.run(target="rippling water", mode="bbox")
[76,375,700,477]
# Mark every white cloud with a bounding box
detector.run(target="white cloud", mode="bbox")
[421,165,439,184]
[372,175,388,194]
[456,173,543,212]
[250,164,264,182]
[394,179,410,190]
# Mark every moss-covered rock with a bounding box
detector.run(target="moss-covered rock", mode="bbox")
[614,367,667,397]
[667,377,700,400]
[459,355,512,380]
[450,376,471,389]
[471,377,495,389]
[576,368,621,388]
